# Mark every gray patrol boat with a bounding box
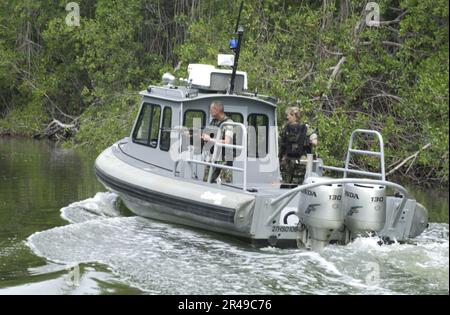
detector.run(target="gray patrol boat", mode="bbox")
[94,66,428,249]
[95,12,428,249]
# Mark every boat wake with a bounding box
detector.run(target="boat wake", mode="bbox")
[27,193,449,295]
[60,192,121,223]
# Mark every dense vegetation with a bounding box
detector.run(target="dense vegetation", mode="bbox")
[0,0,448,185]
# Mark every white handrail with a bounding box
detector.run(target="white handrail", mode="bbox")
[185,159,244,172]
[345,129,386,181]
[176,122,249,191]
[208,121,248,190]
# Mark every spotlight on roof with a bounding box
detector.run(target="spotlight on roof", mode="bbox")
[162,73,176,86]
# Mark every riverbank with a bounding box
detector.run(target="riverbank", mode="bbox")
[0,92,139,152]
[1,110,448,188]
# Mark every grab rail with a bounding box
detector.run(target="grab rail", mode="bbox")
[345,129,386,181]
[176,122,248,191]
[318,129,386,180]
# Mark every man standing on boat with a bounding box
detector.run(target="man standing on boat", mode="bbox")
[201,101,234,183]
[279,107,318,184]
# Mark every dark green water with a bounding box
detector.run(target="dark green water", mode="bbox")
[0,137,448,295]
[0,137,141,294]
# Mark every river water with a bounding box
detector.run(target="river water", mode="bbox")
[0,137,448,295]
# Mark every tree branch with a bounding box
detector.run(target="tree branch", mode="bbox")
[367,92,404,103]
[375,10,409,26]
[387,143,432,176]
[327,57,346,89]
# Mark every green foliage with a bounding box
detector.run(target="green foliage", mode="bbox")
[67,92,140,152]
[0,102,49,136]
[0,0,448,185]
[174,0,449,185]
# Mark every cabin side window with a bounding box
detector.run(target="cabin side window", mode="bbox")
[133,103,161,148]
[248,114,269,158]
[183,110,206,148]
[225,112,243,124]
[160,107,172,152]
[224,112,244,153]
[149,106,162,148]
[184,110,206,129]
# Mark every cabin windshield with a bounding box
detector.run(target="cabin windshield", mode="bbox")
[133,103,161,148]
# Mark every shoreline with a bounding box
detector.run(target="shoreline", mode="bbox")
[1,133,448,189]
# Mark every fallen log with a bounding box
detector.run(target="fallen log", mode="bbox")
[44,118,79,140]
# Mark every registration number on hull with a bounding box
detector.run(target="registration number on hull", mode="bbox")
[271,226,299,233]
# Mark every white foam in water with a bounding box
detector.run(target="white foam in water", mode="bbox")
[321,225,449,294]
[60,192,120,224]
[27,195,450,295]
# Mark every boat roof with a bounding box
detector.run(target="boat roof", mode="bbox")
[139,86,278,108]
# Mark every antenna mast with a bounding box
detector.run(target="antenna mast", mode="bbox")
[229,1,244,95]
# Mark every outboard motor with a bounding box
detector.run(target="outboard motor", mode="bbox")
[343,183,386,240]
[297,177,344,250]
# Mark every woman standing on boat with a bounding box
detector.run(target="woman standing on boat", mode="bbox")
[201,101,234,183]
[279,107,318,184]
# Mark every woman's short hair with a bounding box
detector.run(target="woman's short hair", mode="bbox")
[286,107,301,120]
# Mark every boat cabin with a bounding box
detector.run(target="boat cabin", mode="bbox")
[120,63,281,190]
